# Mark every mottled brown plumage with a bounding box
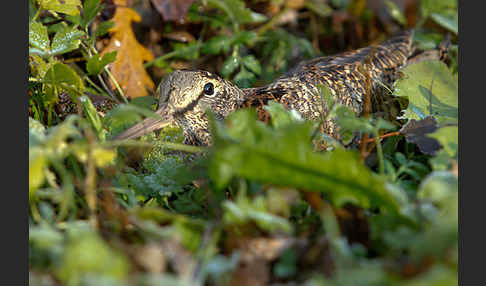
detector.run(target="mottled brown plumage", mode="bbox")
[115,31,415,146]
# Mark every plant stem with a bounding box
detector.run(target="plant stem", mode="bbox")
[32,8,41,21]
[84,129,98,228]
[360,131,401,144]
[104,67,128,103]
[160,141,206,153]
[97,74,116,98]
[29,200,42,223]
[374,129,385,175]
[256,7,290,36]
[50,160,74,222]
[84,76,118,103]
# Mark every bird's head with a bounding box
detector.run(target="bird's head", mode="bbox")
[114,70,246,145]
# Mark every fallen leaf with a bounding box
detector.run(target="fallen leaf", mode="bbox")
[151,0,195,23]
[102,0,155,99]
[400,116,441,155]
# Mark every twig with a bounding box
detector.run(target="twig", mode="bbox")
[358,131,401,144]
[63,57,86,64]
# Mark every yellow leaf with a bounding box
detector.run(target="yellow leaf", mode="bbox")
[102,2,155,99]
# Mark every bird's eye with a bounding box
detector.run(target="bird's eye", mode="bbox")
[203,83,214,96]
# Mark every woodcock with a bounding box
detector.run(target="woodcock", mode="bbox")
[115,31,418,146]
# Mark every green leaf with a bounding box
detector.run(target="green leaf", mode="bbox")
[413,31,443,51]
[29,224,64,249]
[172,42,200,60]
[418,171,457,206]
[221,55,240,77]
[94,21,114,37]
[384,0,407,26]
[122,158,189,198]
[74,146,116,167]
[207,0,261,25]
[103,103,165,136]
[57,225,129,286]
[86,51,117,75]
[420,0,457,20]
[249,11,267,23]
[430,12,458,35]
[81,0,103,28]
[264,101,302,128]
[44,63,85,97]
[29,117,47,148]
[274,248,297,278]
[65,14,82,25]
[37,0,82,16]
[223,188,292,233]
[50,26,84,56]
[29,21,50,56]
[429,125,458,159]
[130,96,158,109]
[29,0,37,21]
[44,116,81,151]
[429,149,452,171]
[29,148,47,199]
[334,105,374,134]
[201,36,234,55]
[78,96,104,139]
[209,110,403,213]
[233,67,255,88]
[305,0,333,18]
[29,54,53,78]
[233,31,258,46]
[394,60,458,124]
[242,55,261,75]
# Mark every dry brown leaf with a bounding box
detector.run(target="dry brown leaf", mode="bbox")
[132,243,167,273]
[151,0,195,23]
[229,258,269,286]
[102,0,154,99]
[400,116,441,155]
[225,236,294,262]
[285,0,305,9]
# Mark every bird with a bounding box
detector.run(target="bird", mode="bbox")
[114,31,417,146]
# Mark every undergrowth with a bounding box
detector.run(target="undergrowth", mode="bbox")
[29,0,458,285]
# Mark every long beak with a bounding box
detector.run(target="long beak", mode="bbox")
[113,106,173,140]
